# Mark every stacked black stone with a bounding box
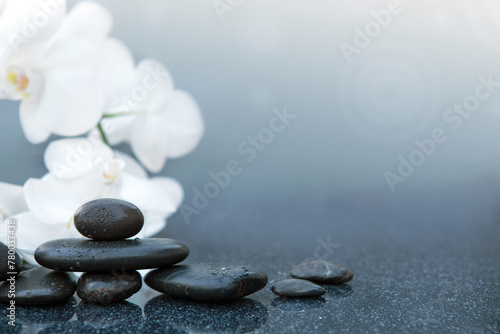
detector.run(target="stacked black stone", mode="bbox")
[2,198,268,305]
[34,198,189,305]
[0,242,23,281]
[0,243,77,305]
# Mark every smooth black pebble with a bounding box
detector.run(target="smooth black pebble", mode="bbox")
[0,267,76,305]
[290,260,353,284]
[271,279,326,297]
[0,242,23,281]
[35,238,189,272]
[145,264,268,302]
[77,271,142,305]
[74,198,144,241]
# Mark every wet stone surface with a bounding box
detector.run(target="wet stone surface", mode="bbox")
[271,279,326,297]
[0,267,76,305]
[145,264,268,302]
[290,260,354,284]
[74,198,144,241]
[34,238,189,272]
[0,242,23,281]
[77,271,142,305]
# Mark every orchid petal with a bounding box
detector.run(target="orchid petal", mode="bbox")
[0,181,27,217]
[24,173,104,224]
[49,1,112,45]
[44,138,113,179]
[0,0,66,61]
[133,59,174,113]
[99,38,134,109]
[98,114,137,146]
[24,175,78,224]
[19,93,51,144]
[130,114,170,173]
[159,90,204,159]
[152,177,184,209]
[0,212,80,254]
[120,173,176,215]
[137,218,167,238]
[41,36,99,70]
[115,151,148,179]
[34,67,104,137]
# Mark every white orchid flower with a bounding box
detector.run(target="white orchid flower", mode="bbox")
[0,137,183,259]
[0,181,27,222]
[0,181,44,262]
[0,0,67,63]
[0,1,115,143]
[99,59,204,172]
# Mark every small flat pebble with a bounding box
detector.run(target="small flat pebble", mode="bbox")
[35,238,189,272]
[77,271,142,305]
[145,264,268,302]
[0,267,76,305]
[74,198,144,241]
[290,260,354,284]
[0,242,23,281]
[271,279,326,297]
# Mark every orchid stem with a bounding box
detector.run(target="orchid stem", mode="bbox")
[97,122,111,147]
[102,111,136,118]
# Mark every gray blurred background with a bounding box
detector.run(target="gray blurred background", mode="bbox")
[1,0,500,198]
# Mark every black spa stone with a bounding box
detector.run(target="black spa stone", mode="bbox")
[290,260,354,284]
[271,279,326,297]
[0,267,76,305]
[0,242,23,281]
[77,271,142,305]
[73,198,144,241]
[34,238,189,272]
[145,264,268,302]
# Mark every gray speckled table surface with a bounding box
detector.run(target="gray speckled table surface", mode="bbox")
[0,182,499,333]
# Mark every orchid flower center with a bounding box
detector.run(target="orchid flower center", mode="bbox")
[4,66,42,99]
[7,72,29,95]
[95,158,125,184]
